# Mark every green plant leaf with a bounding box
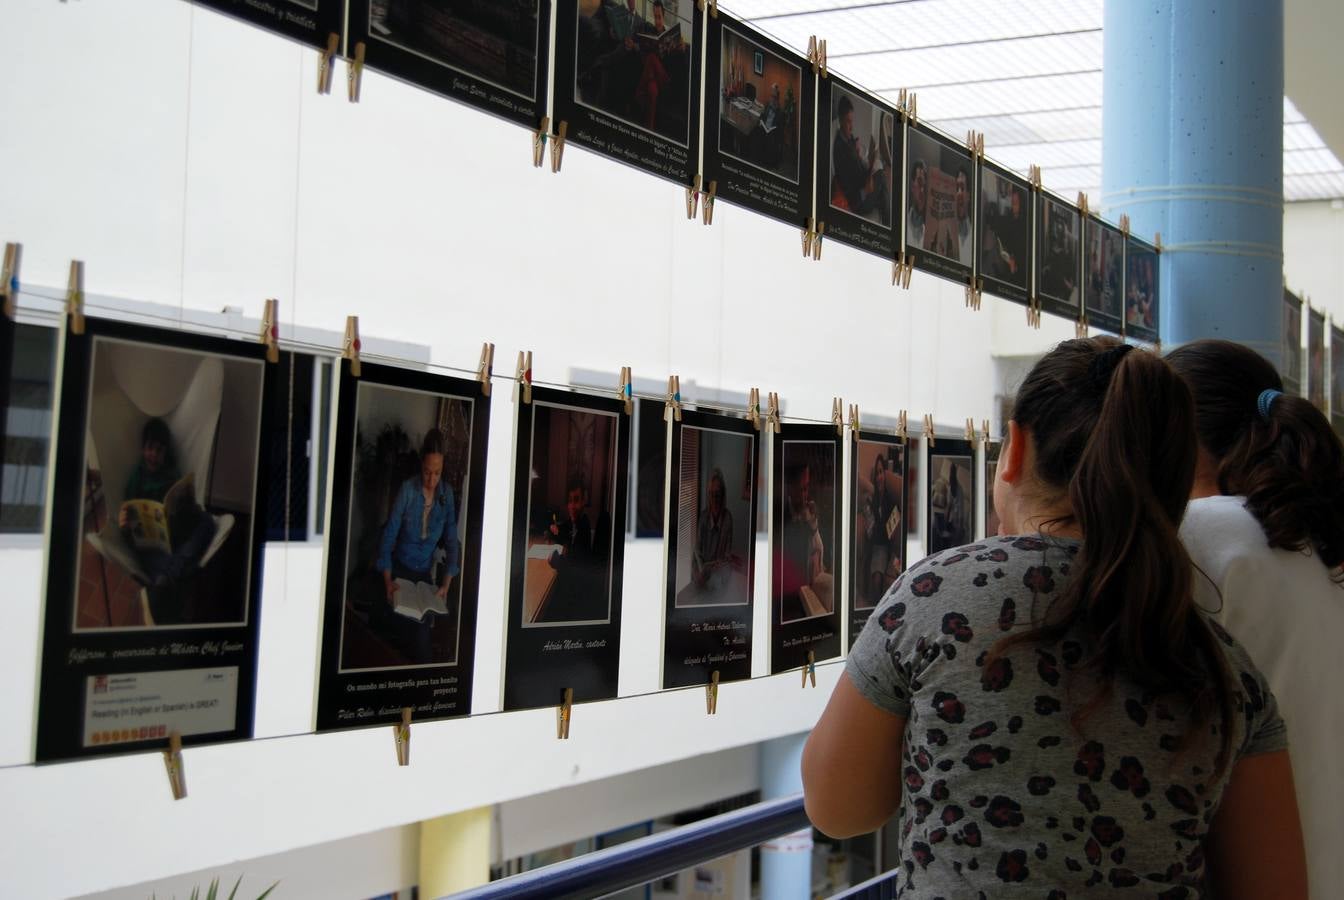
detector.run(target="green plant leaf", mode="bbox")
[226,875,242,900]
[255,881,280,900]
[206,876,220,900]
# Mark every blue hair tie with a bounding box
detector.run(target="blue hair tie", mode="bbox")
[1257,389,1283,420]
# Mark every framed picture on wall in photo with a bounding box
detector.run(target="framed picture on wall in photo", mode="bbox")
[925,437,976,556]
[904,123,975,286]
[1282,288,1304,396]
[1035,191,1081,323]
[769,424,842,675]
[815,75,899,260]
[314,361,490,732]
[661,409,759,690]
[503,386,630,711]
[848,432,906,649]
[982,441,1001,540]
[703,12,816,229]
[191,0,345,51]
[1124,234,1160,344]
[553,0,703,186]
[1083,216,1125,336]
[36,317,277,762]
[975,161,1031,306]
[346,0,552,131]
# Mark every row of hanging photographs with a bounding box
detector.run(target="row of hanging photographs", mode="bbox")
[190,0,1161,340]
[16,311,1002,763]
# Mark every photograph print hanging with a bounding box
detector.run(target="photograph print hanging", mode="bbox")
[905,123,974,285]
[849,433,906,649]
[1036,192,1081,322]
[1083,216,1125,335]
[315,361,490,732]
[347,0,551,130]
[1332,325,1344,434]
[816,76,898,259]
[983,440,1001,539]
[504,385,630,711]
[661,410,758,690]
[976,161,1031,305]
[37,317,275,762]
[191,0,345,51]
[1125,235,1160,343]
[554,0,703,185]
[926,438,976,555]
[770,424,841,675]
[1282,288,1303,396]
[1308,307,1326,413]
[703,13,815,228]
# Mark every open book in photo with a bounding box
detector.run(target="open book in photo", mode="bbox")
[527,543,560,561]
[392,578,449,622]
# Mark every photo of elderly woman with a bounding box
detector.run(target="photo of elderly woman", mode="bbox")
[339,383,475,671]
[673,424,754,608]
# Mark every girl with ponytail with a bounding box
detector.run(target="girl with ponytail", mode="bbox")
[1169,338,1341,895]
[804,337,1305,898]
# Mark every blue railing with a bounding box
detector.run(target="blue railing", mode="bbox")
[443,793,811,900]
[828,869,902,899]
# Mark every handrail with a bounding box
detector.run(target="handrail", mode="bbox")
[827,869,901,899]
[443,794,810,900]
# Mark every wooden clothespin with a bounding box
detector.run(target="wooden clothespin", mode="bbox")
[1027,297,1042,330]
[801,650,816,688]
[259,298,280,363]
[618,366,633,414]
[162,731,187,800]
[908,92,918,124]
[922,414,936,448]
[1076,311,1089,339]
[964,276,983,311]
[965,418,976,444]
[706,670,720,715]
[66,260,85,335]
[1154,231,1163,253]
[665,375,683,422]
[515,350,533,404]
[807,37,828,77]
[1119,214,1131,237]
[981,419,991,446]
[343,315,362,377]
[893,253,914,289]
[847,403,860,441]
[393,707,412,766]
[686,173,702,220]
[1077,191,1090,219]
[696,0,717,15]
[897,410,909,444]
[478,342,495,396]
[550,120,568,174]
[801,217,815,258]
[2,242,21,321]
[347,41,366,103]
[702,180,717,226]
[766,391,781,433]
[832,397,843,437]
[812,221,825,261]
[532,116,551,168]
[747,388,762,431]
[819,40,828,77]
[557,687,574,739]
[317,32,340,94]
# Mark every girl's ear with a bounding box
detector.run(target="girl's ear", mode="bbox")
[1000,421,1026,484]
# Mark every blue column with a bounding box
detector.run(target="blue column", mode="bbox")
[759,733,810,900]
[1102,0,1284,365]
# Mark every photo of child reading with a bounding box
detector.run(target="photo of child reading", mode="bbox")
[522,403,618,627]
[673,426,753,608]
[340,384,474,671]
[74,339,264,630]
[776,442,836,624]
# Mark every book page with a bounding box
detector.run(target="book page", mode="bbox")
[392,579,448,622]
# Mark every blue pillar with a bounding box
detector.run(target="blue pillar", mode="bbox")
[759,733,810,900]
[1102,0,1284,365]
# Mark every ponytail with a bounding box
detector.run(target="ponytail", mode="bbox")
[991,338,1234,774]
[1167,339,1344,576]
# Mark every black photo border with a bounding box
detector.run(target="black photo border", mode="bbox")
[314,360,490,732]
[1034,187,1082,324]
[815,75,900,260]
[982,439,1001,540]
[924,437,978,557]
[975,159,1031,306]
[702,12,816,230]
[503,384,630,711]
[553,1,704,187]
[1282,288,1303,397]
[904,121,975,286]
[769,423,842,675]
[661,409,758,690]
[346,0,552,131]
[1123,233,1161,344]
[190,0,344,52]
[36,316,277,763]
[1332,324,1344,433]
[1308,306,1327,413]
[1082,213,1125,336]
[847,431,906,650]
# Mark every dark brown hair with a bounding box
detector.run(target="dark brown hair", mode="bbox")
[420,428,445,459]
[994,337,1234,773]
[1167,339,1344,574]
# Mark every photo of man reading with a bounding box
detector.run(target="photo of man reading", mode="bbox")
[829,92,892,227]
[929,456,972,553]
[522,404,618,626]
[576,0,693,143]
[719,28,802,181]
[340,386,473,671]
[674,427,753,608]
[979,169,1028,291]
[853,442,903,611]
[75,340,263,630]
[1040,198,1080,306]
[776,442,836,624]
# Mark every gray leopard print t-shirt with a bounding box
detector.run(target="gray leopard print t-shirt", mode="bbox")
[846,535,1287,899]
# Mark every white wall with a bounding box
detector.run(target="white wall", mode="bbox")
[0,2,1003,897]
[1284,199,1344,319]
